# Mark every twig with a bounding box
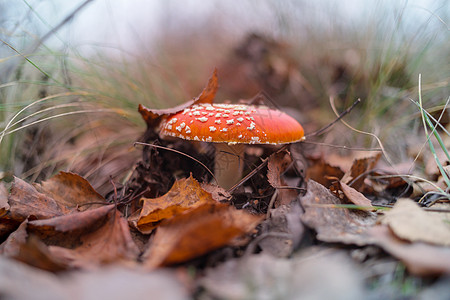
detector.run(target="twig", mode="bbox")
[305,98,361,138]
[227,157,269,193]
[302,140,382,152]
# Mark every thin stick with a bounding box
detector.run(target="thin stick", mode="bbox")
[305,98,361,138]
[134,141,218,185]
[302,140,382,151]
[226,145,289,193]
[227,157,269,193]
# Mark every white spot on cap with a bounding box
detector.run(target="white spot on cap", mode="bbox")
[180,122,186,129]
[238,134,243,138]
[215,119,221,124]
[185,125,191,134]
[215,113,222,118]
[197,117,208,122]
[167,125,172,130]
[247,122,256,130]
[226,119,234,125]
[236,122,241,126]
[205,106,215,111]
[209,126,217,132]
[224,110,230,113]
[193,111,201,116]
[208,113,214,117]
[234,105,248,111]
[194,136,200,141]
[221,128,228,132]
[205,136,212,142]
[232,111,240,116]
[201,111,208,115]
[222,114,229,118]
[251,136,260,143]
[237,117,244,122]
[176,126,182,132]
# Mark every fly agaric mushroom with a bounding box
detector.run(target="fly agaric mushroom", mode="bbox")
[159,103,304,189]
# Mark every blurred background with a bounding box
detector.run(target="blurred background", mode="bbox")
[0,0,448,193]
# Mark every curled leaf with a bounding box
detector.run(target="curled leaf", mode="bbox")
[136,175,217,233]
[139,68,218,128]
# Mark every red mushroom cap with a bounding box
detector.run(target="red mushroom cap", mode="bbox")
[160,103,304,145]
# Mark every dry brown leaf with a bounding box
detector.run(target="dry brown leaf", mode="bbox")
[306,155,345,188]
[48,209,140,269]
[28,204,114,234]
[201,182,231,202]
[14,235,69,272]
[369,225,450,276]
[136,175,217,233]
[267,150,298,207]
[138,68,218,127]
[300,180,377,245]
[34,171,106,212]
[341,154,381,191]
[143,203,263,268]
[0,221,28,257]
[381,198,450,246]
[339,181,374,211]
[27,205,115,248]
[8,177,66,221]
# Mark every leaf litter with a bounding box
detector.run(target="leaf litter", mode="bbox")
[1,70,450,299]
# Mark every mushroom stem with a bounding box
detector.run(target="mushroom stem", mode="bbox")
[214,143,245,189]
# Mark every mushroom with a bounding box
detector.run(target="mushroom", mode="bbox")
[159,103,304,189]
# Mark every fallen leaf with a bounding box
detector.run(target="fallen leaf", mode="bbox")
[258,202,304,257]
[138,68,218,127]
[339,181,374,211]
[341,154,381,191]
[267,150,298,206]
[27,204,115,247]
[0,256,189,300]
[137,175,217,233]
[381,198,450,246]
[34,171,106,212]
[300,180,377,245]
[200,249,366,300]
[0,256,66,299]
[7,172,107,224]
[201,182,231,202]
[368,225,450,276]
[306,155,345,188]
[0,220,28,257]
[15,235,68,272]
[8,177,66,221]
[143,203,262,268]
[48,209,140,268]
